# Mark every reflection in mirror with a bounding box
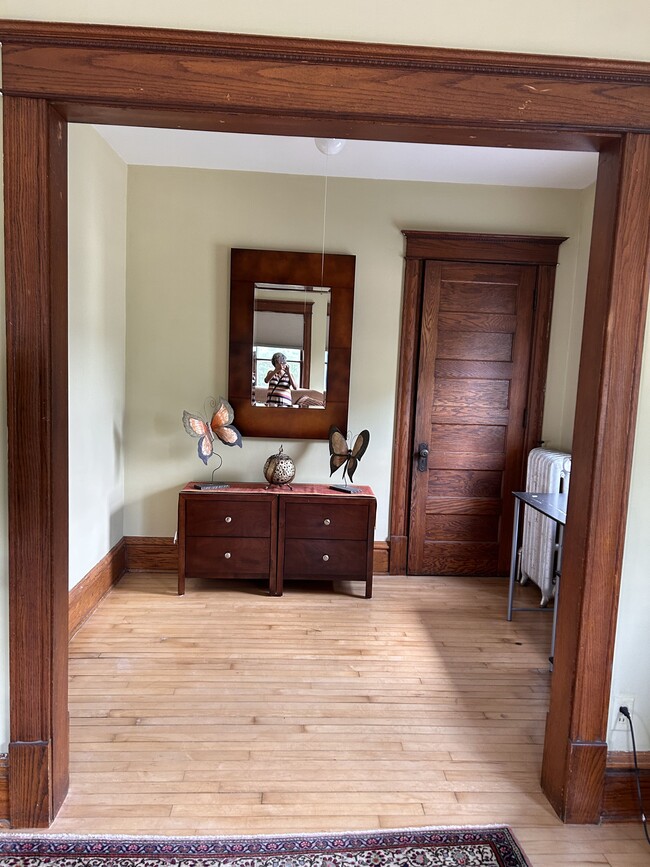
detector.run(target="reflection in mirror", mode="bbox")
[252,283,330,409]
[229,248,355,440]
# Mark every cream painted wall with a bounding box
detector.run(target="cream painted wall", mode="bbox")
[3,0,649,60]
[609,301,650,752]
[68,125,128,590]
[124,165,589,543]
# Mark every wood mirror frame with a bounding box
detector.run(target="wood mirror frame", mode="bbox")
[228,248,355,439]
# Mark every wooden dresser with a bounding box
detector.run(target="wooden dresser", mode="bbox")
[177,482,376,597]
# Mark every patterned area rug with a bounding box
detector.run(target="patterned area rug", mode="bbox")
[0,826,530,865]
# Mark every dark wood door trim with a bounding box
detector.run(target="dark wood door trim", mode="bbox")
[0,21,649,149]
[4,96,69,826]
[389,258,424,574]
[541,134,650,823]
[406,262,443,575]
[0,20,649,826]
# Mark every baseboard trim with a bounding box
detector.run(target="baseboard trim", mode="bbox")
[125,536,178,572]
[373,541,389,574]
[124,536,390,575]
[68,539,127,638]
[0,753,8,822]
[602,752,650,822]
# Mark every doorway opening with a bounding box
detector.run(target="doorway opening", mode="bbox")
[3,22,650,827]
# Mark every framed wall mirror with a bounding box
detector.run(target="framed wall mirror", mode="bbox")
[228,248,355,439]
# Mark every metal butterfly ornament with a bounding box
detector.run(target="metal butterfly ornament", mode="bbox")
[328,425,370,484]
[182,396,242,466]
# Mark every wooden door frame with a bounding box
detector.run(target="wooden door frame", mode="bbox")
[392,231,565,576]
[1,20,649,827]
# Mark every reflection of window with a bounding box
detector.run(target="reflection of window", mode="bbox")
[254,345,302,389]
[253,299,312,388]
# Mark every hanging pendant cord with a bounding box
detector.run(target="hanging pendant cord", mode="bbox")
[320,153,329,288]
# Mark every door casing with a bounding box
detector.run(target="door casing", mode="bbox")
[2,20,650,827]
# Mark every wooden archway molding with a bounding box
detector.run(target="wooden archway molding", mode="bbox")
[1,19,649,827]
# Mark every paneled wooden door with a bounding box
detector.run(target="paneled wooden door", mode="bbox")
[408,259,538,576]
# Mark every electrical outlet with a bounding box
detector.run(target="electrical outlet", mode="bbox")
[612,695,635,731]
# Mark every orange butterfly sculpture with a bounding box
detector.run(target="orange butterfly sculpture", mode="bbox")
[182,397,242,465]
[328,426,370,484]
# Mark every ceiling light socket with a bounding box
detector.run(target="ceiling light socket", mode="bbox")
[315,138,346,156]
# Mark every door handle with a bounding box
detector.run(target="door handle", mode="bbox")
[416,443,429,472]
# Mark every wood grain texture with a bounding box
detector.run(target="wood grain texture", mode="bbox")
[608,751,650,769]
[404,233,568,264]
[1,25,649,138]
[186,537,272,579]
[8,742,50,829]
[4,96,69,826]
[407,262,442,575]
[603,751,650,823]
[125,537,180,573]
[602,768,650,823]
[373,541,389,574]
[68,540,127,639]
[542,134,650,823]
[389,258,422,574]
[563,742,609,825]
[401,241,558,581]
[50,103,617,153]
[47,571,649,859]
[522,265,556,458]
[0,754,8,821]
[421,542,500,576]
[229,249,354,439]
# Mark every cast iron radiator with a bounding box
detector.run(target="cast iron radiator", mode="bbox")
[520,447,571,606]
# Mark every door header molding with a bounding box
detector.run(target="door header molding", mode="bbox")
[402,231,568,264]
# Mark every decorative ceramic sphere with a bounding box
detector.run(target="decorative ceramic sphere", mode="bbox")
[263,445,296,485]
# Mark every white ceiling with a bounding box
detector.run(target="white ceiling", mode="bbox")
[93,126,599,190]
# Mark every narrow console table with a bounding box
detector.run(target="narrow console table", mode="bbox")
[507,490,568,668]
[177,482,377,597]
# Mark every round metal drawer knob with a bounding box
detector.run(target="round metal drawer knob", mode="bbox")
[225,516,232,523]
[323,518,331,526]
[322,554,330,562]
[224,552,231,559]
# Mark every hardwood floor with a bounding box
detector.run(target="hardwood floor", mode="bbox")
[43,574,649,864]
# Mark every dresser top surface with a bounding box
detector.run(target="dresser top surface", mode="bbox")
[182,482,375,499]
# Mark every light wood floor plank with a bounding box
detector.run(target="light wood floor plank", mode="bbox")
[35,572,649,867]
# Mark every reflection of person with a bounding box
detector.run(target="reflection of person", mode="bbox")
[265,352,297,407]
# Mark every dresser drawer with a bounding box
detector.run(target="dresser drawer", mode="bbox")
[283,500,370,540]
[283,539,368,577]
[185,498,272,537]
[185,537,270,577]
